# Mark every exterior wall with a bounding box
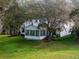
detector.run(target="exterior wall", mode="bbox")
[60,21,74,37]
[25,36,46,40]
[24,23,47,40]
[60,30,71,37]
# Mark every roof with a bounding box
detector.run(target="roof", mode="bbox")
[24,20,40,27]
[23,18,48,27]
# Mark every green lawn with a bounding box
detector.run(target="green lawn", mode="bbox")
[0,35,79,59]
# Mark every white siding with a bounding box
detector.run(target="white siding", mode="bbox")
[60,21,74,37]
[25,36,46,40]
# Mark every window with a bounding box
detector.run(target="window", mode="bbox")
[36,30,39,36]
[26,30,29,35]
[30,30,35,36]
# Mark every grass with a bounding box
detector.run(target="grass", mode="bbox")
[0,35,79,59]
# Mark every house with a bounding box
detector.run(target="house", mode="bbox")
[20,19,74,40]
[56,20,74,37]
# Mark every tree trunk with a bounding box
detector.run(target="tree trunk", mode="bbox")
[75,30,79,43]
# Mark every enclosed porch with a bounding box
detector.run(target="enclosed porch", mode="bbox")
[25,30,48,40]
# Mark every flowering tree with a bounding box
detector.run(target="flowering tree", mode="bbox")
[17,0,74,39]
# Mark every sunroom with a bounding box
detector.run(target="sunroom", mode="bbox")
[25,25,47,40]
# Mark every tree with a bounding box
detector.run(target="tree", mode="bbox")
[0,0,26,35]
[70,8,79,42]
[0,0,76,38]
[0,0,14,34]
[69,0,79,42]
[2,3,27,35]
[17,0,75,40]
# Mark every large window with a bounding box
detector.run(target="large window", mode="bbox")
[36,30,39,36]
[26,30,29,35]
[26,30,46,36]
[30,30,35,36]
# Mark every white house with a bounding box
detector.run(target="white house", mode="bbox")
[58,20,74,37]
[20,19,74,40]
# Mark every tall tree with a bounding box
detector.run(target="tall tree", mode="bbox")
[17,0,75,39]
[0,0,14,34]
